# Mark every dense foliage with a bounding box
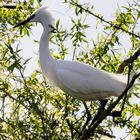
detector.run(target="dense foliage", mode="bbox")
[0,0,140,139]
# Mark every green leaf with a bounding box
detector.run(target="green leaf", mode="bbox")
[56,19,60,28]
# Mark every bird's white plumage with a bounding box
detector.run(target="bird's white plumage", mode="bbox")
[15,7,127,101]
[55,60,127,101]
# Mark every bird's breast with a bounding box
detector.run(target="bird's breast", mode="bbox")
[40,63,60,86]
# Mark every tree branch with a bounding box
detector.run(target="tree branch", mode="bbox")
[0,5,17,9]
[69,0,140,39]
[97,128,116,138]
[0,88,28,109]
[78,72,140,140]
[117,48,140,73]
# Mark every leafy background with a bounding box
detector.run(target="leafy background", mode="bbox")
[0,0,140,139]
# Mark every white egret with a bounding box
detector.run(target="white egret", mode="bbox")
[14,7,127,101]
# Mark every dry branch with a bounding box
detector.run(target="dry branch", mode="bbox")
[117,48,140,73]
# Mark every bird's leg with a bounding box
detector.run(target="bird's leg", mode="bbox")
[120,93,127,113]
[119,64,132,115]
[119,64,132,114]
[111,94,127,123]
[112,64,132,122]
[80,99,108,138]
[88,99,108,128]
[78,102,92,138]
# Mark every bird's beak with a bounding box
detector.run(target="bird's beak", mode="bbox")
[13,14,35,28]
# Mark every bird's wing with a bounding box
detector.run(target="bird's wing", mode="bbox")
[56,68,116,95]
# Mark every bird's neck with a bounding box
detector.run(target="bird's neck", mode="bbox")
[39,26,54,70]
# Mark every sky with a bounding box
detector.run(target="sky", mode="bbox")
[18,1,134,139]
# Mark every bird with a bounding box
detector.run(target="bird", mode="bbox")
[14,7,127,101]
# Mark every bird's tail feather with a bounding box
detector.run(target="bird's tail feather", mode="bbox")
[111,73,129,85]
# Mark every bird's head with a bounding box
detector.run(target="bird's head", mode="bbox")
[14,7,54,28]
